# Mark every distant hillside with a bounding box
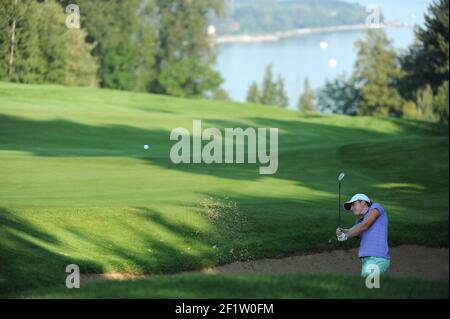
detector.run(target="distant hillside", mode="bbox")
[212,0,369,35]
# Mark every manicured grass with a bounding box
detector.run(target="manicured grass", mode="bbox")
[13,274,449,299]
[0,82,448,296]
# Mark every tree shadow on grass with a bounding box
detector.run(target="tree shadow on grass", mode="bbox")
[1,193,345,296]
[3,112,444,190]
[0,114,171,157]
[134,106,179,114]
[0,205,219,295]
[55,207,219,275]
[1,112,447,218]
[0,207,102,296]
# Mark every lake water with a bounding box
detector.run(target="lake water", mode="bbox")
[215,0,434,109]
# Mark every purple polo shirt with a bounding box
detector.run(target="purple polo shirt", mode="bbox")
[356,203,390,259]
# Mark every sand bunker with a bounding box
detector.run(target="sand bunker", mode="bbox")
[195,245,449,281]
[81,245,449,284]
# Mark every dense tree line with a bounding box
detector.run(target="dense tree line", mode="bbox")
[1,0,447,123]
[0,0,224,98]
[0,0,97,85]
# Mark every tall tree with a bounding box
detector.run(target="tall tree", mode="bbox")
[134,0,158,92]
[246,81,260,104]
[0,1,13,79]
[59,0,145,90]
[1,0,97,86]
[353,29,404,117]
[260,64,277,105]
[275,75,289,108]
[399,0,449,99]
[37,0,97,86]
[252,64,288,107]
[7,0,18,79]
[0,0,44,83]
[36,0,66,84]
[153,0,224,97]
[297,77,316,113]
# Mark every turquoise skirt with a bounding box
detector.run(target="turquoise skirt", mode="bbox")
[361,256,390,277]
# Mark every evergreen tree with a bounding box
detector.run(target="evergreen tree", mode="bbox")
[261,64,277,105]
[1,0,96,86]
[134,0,157,92]
[37,0,97,86]
[36,0,66,84]
[59,0,144,90]
[0,1,13,79]
[297,77,316,113]
[253,64,288,107]
[246,81,260,104]
[275,75,289,108]
[399,0,449,99]
[353,29,404,117]
[153,0,224,97]
[0,0,44,83]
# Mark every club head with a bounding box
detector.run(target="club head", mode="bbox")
[338,172,345,182]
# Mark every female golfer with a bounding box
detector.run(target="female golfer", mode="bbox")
[336,193,390,277]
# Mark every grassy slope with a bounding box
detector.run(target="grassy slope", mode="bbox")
[0,82,448,296]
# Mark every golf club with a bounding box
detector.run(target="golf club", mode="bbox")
[338,171,345,246]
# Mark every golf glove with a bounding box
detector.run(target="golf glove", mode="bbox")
[337,233,348,241]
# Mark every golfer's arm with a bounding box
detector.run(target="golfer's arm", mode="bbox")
[346,209,380,239]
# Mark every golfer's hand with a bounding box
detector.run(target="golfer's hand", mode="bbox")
[337,233,348,241]
[336,228,344,236]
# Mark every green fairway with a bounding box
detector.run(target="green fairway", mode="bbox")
[0,82,448,297]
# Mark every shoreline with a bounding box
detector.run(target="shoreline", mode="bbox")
[214,22,413,44]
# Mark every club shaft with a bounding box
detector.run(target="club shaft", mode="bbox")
[339,181,342,246]
[338,182,341,227]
